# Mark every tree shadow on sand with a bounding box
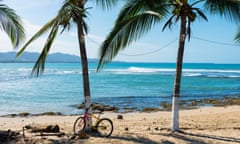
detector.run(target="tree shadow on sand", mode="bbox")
[178,130,240,143]
[157,129,240,144]
[109,135,160,144]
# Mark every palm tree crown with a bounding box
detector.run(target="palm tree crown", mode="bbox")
[0,3,25,48]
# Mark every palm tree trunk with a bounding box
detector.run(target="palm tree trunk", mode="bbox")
[77,23,91,106]
[171,14,187,132]
[77,21,92,130]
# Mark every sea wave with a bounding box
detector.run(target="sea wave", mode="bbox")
[105,67,175,74]
[111,67,240,73]
[104,67,240,78]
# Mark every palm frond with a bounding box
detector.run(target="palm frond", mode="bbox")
[97,11,163,70]
[187,20,191,41]
[31,25,59,76]
[162,15,175,31]
[234,28,240,43]
[115,0,168,25]
[16,17,57,58]
[204,0,240,23]
[193,8,208,21]
[95,0,118,11]
[0,4,25,48]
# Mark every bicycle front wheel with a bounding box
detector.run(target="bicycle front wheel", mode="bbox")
[73,116,85,134]
[96,118,113,137]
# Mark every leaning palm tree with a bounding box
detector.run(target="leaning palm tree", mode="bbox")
[0,2,25,48]
[97,0,240,132]
[17,0,117,128]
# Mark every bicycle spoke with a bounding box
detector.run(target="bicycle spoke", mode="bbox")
[73,117,85,134]
[96,118,113,137]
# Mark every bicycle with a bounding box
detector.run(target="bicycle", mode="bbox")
[73,104,113,137]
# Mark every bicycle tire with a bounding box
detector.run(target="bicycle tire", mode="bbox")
[73,116,85,134]
[96,118,113,137]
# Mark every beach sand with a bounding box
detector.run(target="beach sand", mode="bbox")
[1,106,240,144]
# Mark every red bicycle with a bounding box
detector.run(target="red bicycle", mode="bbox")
[73,104,113,137]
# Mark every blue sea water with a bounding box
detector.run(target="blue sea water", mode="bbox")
[0,62,240,115]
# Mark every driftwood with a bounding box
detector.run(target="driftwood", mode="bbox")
[35,132,65,137]
[24,124,60,133]
[0,130,20,143]
[24,124,65,137]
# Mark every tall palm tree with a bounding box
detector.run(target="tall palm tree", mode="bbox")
[97,0,240,132]
[17,0,117,128]
[0,2,25,48]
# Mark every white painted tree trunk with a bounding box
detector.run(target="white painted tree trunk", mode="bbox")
[85,96,92,131]
[171,96,179,131]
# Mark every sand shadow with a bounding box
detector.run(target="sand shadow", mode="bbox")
[156,129,240,144]
[177,130,240,143]
[109,135,160,144]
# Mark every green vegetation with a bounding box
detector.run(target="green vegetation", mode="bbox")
[0,2,25,48]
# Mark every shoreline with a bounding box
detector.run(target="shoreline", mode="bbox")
[2,96,240,117]
[0,105,240,143]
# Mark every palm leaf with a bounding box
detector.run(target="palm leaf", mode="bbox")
[31,25,59,76]
[95,0,118,11]
[162,15,175,31]
[97,11,162,70]
[204,0,240,23]
[115,0,168,25]
[193,7,208,21]
[0,4,25,48]
[17,17,57,57]
[234,29,240,43]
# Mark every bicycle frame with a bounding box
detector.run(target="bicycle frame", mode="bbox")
[83,108,102,127]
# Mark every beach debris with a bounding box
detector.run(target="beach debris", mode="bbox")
[19,112,31,117]
[160,102,172,111]
[117,115,123,119]
[141,107,161,112]
[124,128,129,131]
[36,112,62,116]
[77,102,119,112]
[24,124,60,133]
[0,130,20,143]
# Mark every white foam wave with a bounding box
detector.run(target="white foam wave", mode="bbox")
[184,73,202,77]
[104,67,175,74]
[104,67,240,78]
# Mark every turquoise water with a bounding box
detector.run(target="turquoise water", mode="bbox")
[0,62,240,115]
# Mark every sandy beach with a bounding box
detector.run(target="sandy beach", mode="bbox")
[1,105,240,144]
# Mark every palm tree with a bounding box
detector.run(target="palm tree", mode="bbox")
[17,0,117,129]
[97,0,240,132]
[0,2,25,48]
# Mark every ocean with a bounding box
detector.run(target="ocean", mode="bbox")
[0,62,240,115]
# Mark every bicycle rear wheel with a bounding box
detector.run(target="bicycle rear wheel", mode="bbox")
[96,118,113,137]
[73,116,85,134]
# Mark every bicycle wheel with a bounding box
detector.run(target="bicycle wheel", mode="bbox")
[73,116,85,134]
[96,118,113,137]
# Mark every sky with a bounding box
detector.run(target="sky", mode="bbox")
[1,0,240,64]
